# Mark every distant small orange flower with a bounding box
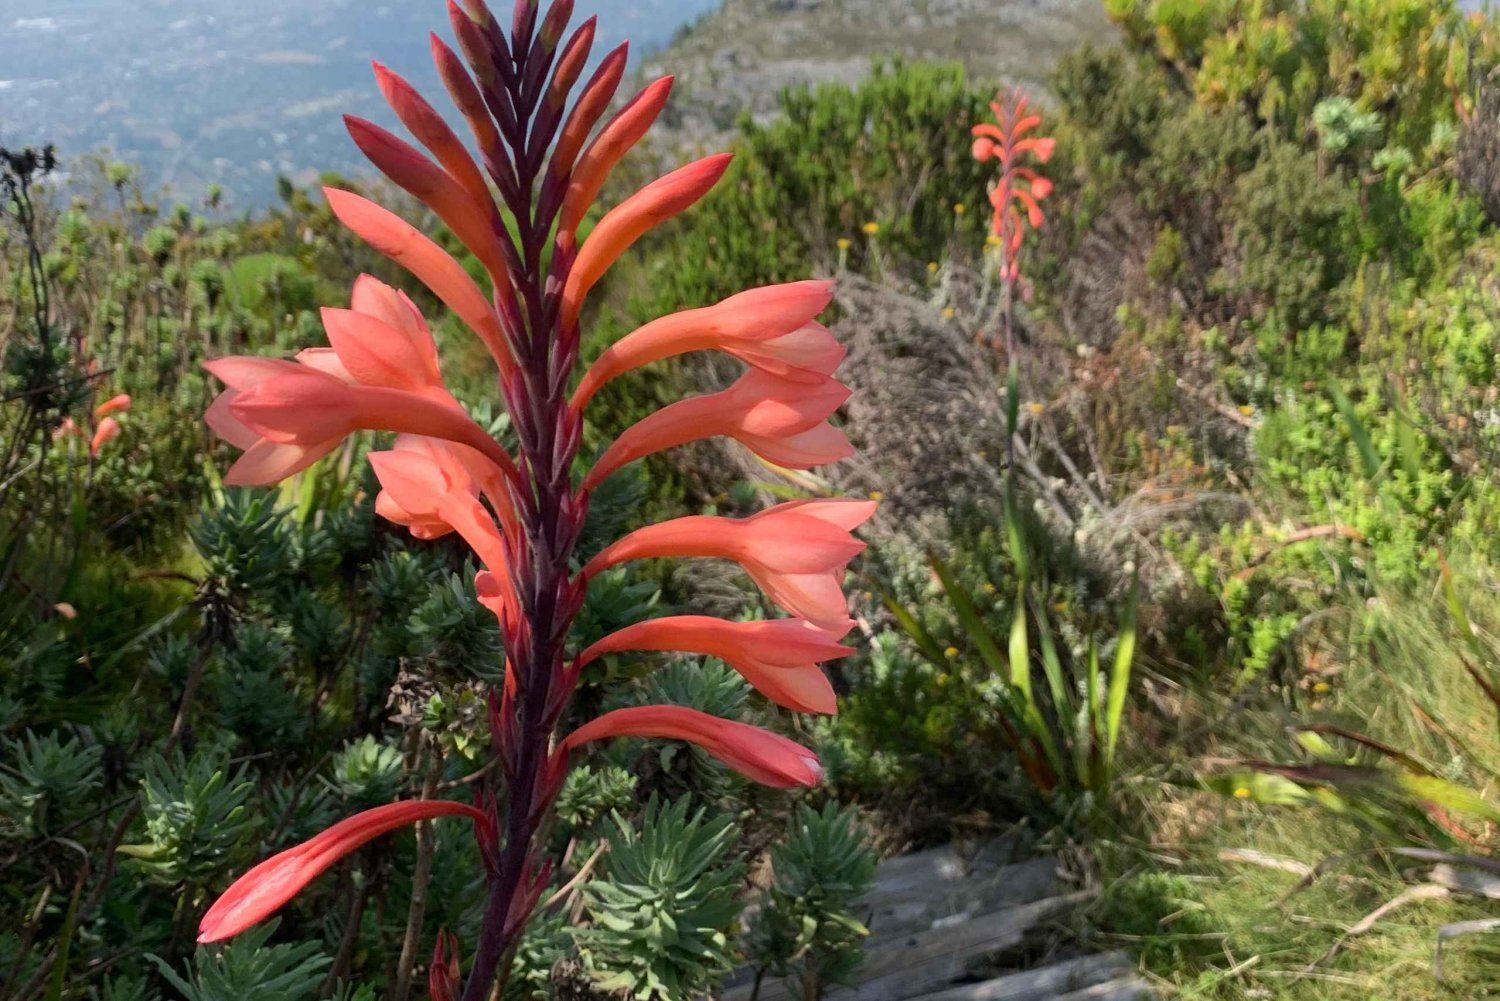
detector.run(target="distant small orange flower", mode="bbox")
[972,88,1053,285]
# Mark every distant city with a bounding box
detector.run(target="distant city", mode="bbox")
[0,0,720,208]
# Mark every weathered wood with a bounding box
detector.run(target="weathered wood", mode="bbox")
[867,837,1018,902]
[901,951,1134,1001]
[864,858,1059,946]
[726,891,1096,1001]
[1051,977,1153,1001]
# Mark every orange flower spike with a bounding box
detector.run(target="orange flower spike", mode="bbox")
[198,799,487,944]
[578,615,853,714]
[562,706,822,789]
[571,280,835,408]
[561,153,734,329]
[93,393,131,418]
[90,418,121,457]
[324,188,513,374]
[558,75,675,235]
[582,370,851,488]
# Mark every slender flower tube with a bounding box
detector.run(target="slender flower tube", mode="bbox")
[583,500,875,629]
[579,615,852,714]
[583,370,852,488]
[562,706,823,788]
[571,280,838,408]
[198,800,487,943]
[94,393,132,418]
[90,418,121,457]
[198,4,871,996]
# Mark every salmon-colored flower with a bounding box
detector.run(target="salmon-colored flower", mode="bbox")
[571,281,839,408]
[583,370,852,488]
[206,356,513,486]
[561,153,734,328]
[579,615,852,714]
[198,799,486,943]
[369,441,513,574]
[94,393,132,418]
[90,418,121,457]
[562,705,822,788]
[323,188,512,373]
[583,499,874,629]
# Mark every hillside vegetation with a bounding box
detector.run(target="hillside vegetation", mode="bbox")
[3,1,1500,999]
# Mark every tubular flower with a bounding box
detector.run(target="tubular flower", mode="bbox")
[583,370,853,488]
[579,615,852,715]
[972,87,1053,284]
[583,500,875,629]
[198,800,487,943]
[89,417,121,457]
[197,2,870,995]
[562,706,823,789]
[94,393,132,418]
[571,280,838,408]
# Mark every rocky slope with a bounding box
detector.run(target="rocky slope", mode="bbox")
[643,0,1117,141]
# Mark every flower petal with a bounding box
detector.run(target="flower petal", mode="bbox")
[198,800,485,943]
[562,706,821,788]
[324,187,512,375]
[562,153,733,329]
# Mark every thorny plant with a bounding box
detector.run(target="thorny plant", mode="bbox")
[193,1,871,998]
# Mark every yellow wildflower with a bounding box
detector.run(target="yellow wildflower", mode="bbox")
[1233,787,1252,799]
[985,233,1002,248]
[1026,402,1044,415]
[862,221,880,236]
[869,490,884,502]
[1312,681,1331,694]
[953,202,966,215]
[944,646,959,658]
[836,237,852,250]
[1237,404,1255,417]
[941,307,956,319]
[927,261,939,273]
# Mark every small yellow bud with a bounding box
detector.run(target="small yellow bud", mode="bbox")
[953,202,966,215]
[1233,787,1252,799]
[1026,402,1044,415]
[862,221,880,236]
[941,307,956,319]
[944,646,959,658]
[1237,404,1255,417]
[869,490,884,502]
[981,582,996,595]
[1312,681,1331,694]
[927,261,939,273]
[986,233,1002,247]
[836,237,852,250]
